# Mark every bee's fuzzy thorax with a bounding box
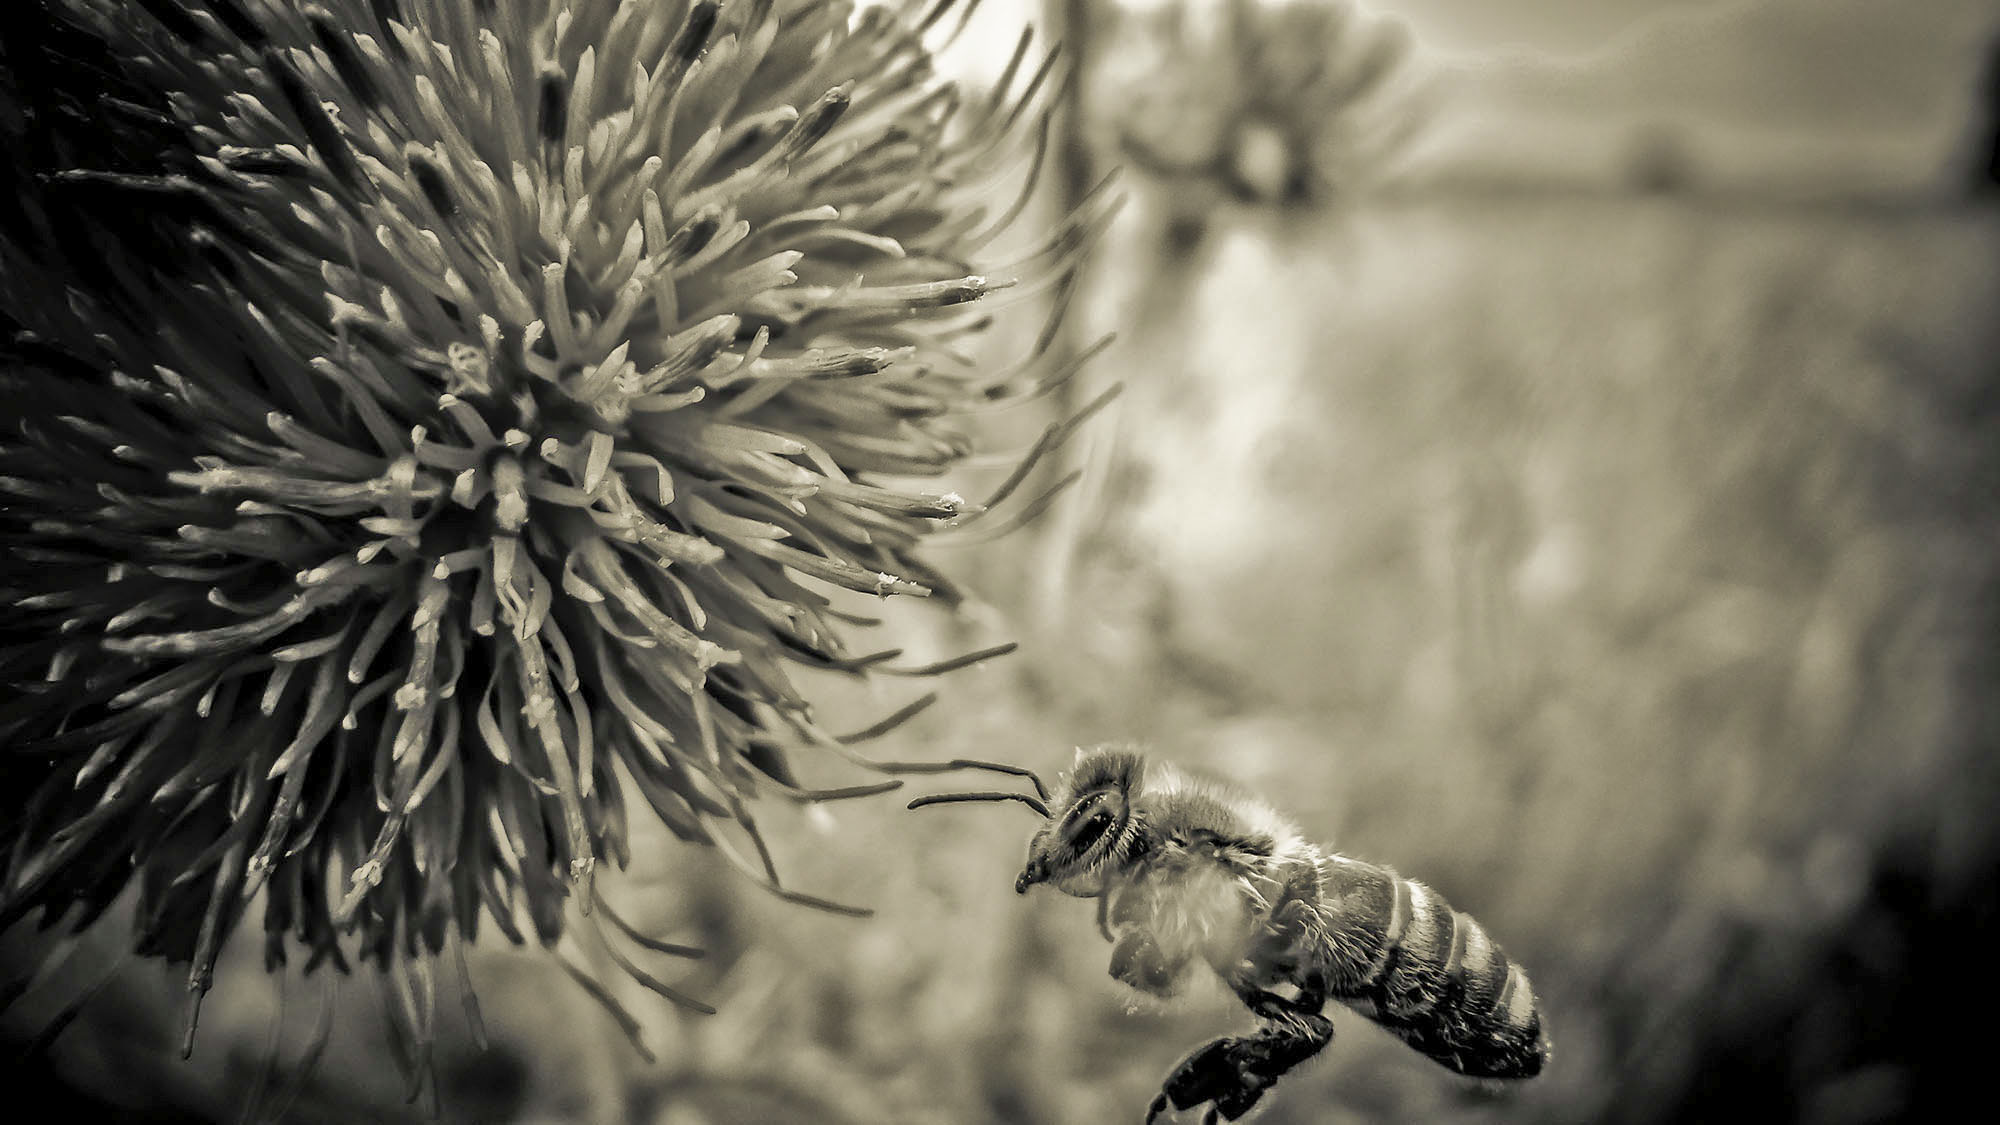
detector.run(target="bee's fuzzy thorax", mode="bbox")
[1060,751,1311,997]
[1139,758,1305,860]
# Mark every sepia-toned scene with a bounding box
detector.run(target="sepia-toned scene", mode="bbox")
[3,1,1997,1122]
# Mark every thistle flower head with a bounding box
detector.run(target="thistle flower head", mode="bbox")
[1,0,1104,1060]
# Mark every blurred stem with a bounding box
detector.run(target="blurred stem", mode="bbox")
[1047,0,1100,283]
[1027,0,1105,631]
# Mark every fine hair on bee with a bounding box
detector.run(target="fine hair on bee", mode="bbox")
[910,745,1550,1123]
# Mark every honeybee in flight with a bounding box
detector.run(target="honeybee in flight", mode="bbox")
[911,746,1549,1123]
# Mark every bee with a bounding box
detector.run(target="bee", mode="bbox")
[911,745,1549,1123]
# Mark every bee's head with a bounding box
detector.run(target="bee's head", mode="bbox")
[1015,746,1146,896]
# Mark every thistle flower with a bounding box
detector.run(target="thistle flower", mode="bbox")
[1108,0,1431,206]
[0,0,1109,1070]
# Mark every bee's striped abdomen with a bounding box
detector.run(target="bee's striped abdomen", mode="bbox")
[1322,861,1548,1079]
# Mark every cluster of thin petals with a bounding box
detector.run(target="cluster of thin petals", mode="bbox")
[0,0,1110,1070]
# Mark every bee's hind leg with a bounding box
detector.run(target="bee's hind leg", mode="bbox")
[1142,1009,1335,1124]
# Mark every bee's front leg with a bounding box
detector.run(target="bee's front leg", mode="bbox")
[1142,1012,1335,1125]
[1110,928,1184,997]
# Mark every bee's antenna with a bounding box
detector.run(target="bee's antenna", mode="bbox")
[934,758,1049,801]
[907,791,1052,818]
[854,755,1050,801]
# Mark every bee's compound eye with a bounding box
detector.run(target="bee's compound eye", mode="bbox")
[1064,790,1106,824]
[1068,808,1115,852]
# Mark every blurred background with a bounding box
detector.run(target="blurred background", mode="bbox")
[7,0,2000,1121]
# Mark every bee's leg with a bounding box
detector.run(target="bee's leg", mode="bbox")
[1240,1010,1336,1088]
[1142,1014,1334,1124]
[1145,1037,1249,1125]
[1235,978,1337,1092]
[1234,975,1329,1021]
[1110,929,1182,997]
[1143,983,1335,1123]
